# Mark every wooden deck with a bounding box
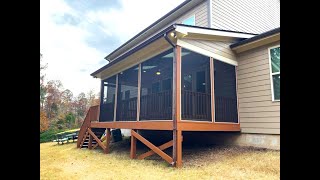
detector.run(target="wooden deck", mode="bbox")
[90,121,240,131]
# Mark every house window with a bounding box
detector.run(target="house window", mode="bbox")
[269,45,280,101]
[99,75,117,122]
[182,15,195,26]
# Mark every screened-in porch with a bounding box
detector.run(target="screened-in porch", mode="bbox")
[99,47,238,124]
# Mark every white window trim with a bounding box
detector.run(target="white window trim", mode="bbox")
[268,44,280,102]
[182,14,195,26]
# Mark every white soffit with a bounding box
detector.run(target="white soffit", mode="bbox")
[177,39,238,66]
[175,25,255,39]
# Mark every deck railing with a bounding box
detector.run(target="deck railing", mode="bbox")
[116,97,137,121]
[182,90,211,121]
[98,91,238,123]
[139,90,172,120]
[215,96,238,123]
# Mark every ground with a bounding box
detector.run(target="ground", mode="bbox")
[40,139,279,180]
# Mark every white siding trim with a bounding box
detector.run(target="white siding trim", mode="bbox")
[175,25,255,39]
[268,44,280,102]
[177,39,238,66]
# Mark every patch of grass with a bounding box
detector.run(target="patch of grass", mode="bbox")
[40,139,279,180]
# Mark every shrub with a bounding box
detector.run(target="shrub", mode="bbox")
[40,128,64,143]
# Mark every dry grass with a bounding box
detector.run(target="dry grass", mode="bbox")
[40,139,279,180]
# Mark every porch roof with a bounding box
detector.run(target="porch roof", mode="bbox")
[91,24,255,78]
[230,27,280,53]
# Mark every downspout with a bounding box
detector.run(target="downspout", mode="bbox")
[164,32,176,48]
[164,31,177,166]
[208,0,213,28]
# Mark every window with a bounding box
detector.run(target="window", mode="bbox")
[182,15,195,26]
[214,60,238,123]
[99,75,117,122]
[269,46,280,101]
[116,65,139,121]
[140,49,173,120]
[181,48,211,121]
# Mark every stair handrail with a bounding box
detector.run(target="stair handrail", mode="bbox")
[77,105,100,148]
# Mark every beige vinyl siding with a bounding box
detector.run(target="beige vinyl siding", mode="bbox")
[237,41,280,134]
[182,39,236,60]
[176,1,208,27]
[211,0,280,34]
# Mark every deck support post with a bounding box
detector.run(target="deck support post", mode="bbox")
[176,130,183,168]
[104,128,111,154]
[130,129,137,159]
[88,130,92,150]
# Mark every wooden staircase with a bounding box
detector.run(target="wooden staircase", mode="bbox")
[80,128,105,148]
[77,105,99,148]
[77,105,112,153]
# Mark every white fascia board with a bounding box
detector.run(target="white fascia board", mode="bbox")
[175,25,255,39]
[177,39,238,66]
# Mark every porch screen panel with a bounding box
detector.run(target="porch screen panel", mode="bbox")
[116,65,139,121]
[99,75,116,122]
[139,49,173,120]
[214,60,238,123]
[181,48,211,121]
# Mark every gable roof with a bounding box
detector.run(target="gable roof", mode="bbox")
[230,27,280,49]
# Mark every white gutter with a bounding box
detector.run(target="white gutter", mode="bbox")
[208,0,212,28]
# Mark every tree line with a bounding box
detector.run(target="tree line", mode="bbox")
[40,53,100,133]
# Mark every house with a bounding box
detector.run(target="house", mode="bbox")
[77,0,280,168]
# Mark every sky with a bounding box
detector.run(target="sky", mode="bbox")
[40,0,184,96]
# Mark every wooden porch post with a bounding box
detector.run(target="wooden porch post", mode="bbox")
[130,129,137,159]
[173,45,183,167]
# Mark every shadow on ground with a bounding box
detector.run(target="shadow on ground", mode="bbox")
[90,135,277,168]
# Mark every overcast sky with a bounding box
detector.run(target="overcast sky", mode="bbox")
[40,0,184,96]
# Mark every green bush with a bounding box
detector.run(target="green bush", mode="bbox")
[40,128,65,143]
